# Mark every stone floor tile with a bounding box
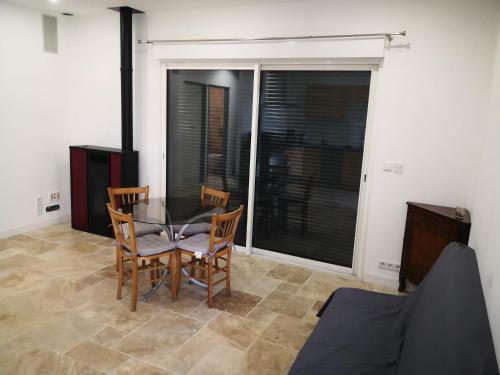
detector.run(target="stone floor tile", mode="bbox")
[114,358,173,375]
[92,326,128,346]
[114,310,204,365]
[187,302,222,322]
[0,238,22,251]
[210,288,262,316]
[161,334,218,375]
[275,281,301,294]
[0,340,105,375]
[246,307,278,323]
[266,263,312,284]
[246,339,297,375]
[198,312,267,350]
[259,290,314,319]
[261,314,315,350]
[187,344,247,375]
[65,341,129,373]
[0,253,44,273]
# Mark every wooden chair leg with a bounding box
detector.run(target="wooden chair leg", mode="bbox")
[149,259,156,287]
[190,256,196,277]
[117,252,123,300]
[207,258,213,308]
[176,251,182,294]
[226,250,232,297]
[200,259,206,279]
[169,253,177,300]
[156,259,161,281]
[115,249,119,272]
[131,260,138,312]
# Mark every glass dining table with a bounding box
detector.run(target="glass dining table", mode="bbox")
[121,196,234,300]
[123,196,233,239]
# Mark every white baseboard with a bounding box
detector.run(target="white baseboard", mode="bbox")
[363,272,399,289]
[0,214,71,239]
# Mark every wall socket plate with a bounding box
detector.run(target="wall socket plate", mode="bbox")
[48,191,60,202]
[378,259,401,272]
[393,163,405,174]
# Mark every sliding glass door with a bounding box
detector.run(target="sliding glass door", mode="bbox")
[166,67,371,269]
[166,70,254,245]
[252,70,370,267]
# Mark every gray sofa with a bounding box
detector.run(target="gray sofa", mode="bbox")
[289,242,499,375]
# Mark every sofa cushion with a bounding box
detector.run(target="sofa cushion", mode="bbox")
[289,288,406,375]
[396,243,499,375]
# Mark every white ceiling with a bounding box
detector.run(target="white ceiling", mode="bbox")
[8,0,302,15]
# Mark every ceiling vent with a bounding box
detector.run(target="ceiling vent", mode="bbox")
[42,14,58,54]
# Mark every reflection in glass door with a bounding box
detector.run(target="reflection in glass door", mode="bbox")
[252,70,371,267]
[166,70,254,245]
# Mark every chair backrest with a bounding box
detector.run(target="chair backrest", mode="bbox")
[201,185,230,208]
[208,205,244,254]
[106,203,138,256]
[108,186,150,210]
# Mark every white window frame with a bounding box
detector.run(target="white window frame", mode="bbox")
[160,60,379,279]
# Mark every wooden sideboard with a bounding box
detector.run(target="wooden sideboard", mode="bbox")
[399,202,471,292]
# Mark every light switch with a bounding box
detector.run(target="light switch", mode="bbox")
[393,163,405,174]
[382,162,393,172]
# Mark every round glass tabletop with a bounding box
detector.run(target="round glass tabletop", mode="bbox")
[122,196,230,226]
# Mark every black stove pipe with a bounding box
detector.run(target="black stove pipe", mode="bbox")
[120,7,133,152]
[110,6,143,152]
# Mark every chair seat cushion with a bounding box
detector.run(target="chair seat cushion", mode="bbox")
[122,222,163,239]
[177,233,228,255]
[124,234,176,257]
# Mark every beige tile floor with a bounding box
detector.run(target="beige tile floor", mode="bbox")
[0,223,396,375]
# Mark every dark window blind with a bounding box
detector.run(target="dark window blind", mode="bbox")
[253,70,371,267]
[167,70,254,245]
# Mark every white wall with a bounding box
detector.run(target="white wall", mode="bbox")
[63,13,121,149]
[0,2,71,235]
[135,0,500,287]
[0,3,123,237]
[469,16,500,362]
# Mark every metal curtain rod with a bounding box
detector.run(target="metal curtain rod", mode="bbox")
[138,31,407,44]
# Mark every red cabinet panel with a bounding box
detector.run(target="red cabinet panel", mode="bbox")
[70,148,88,231]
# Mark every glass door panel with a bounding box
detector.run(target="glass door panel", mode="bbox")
[167,70,254,245]
[252,70,371,267]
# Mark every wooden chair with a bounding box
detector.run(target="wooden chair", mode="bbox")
[173,186,231,238]
[108,186,163,270]
[201,185,230,208]
[176,205,244,308]
[107,203,177,312]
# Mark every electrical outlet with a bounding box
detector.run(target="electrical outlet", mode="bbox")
[382,162,394,172]
[378,259,401,272]
[393,163,405,174]
[48,191,60,202]
[37,196,43,216]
